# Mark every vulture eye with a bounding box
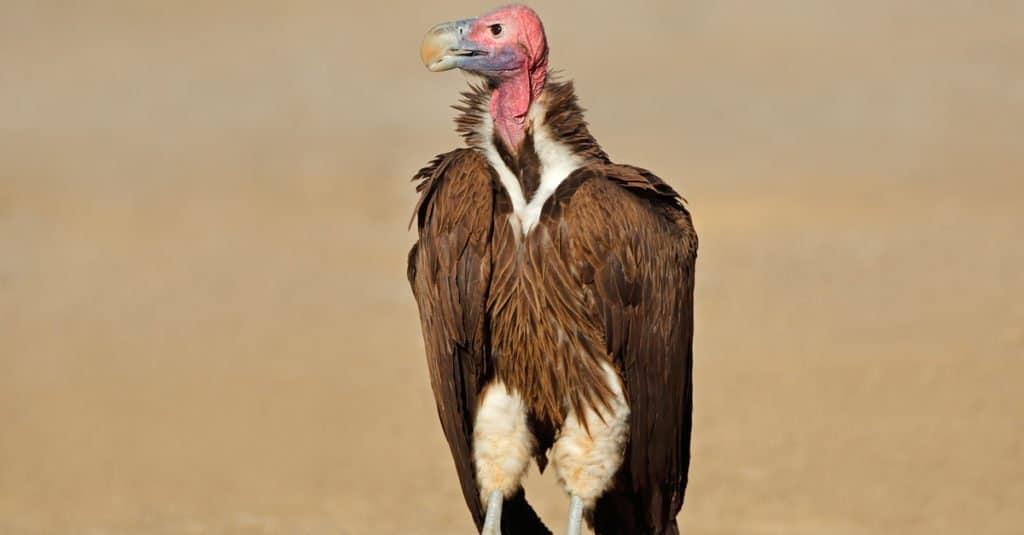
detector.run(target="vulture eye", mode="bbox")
[489,24,503,36]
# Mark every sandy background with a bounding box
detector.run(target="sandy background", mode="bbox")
[2,1,1022,533]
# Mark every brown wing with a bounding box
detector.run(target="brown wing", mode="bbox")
[408,149,493,526]
[558,164,697,534]
[408,149,550,533]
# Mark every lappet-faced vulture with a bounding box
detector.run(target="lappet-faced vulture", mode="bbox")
[409,5,697,534]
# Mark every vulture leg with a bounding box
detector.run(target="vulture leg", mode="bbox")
[550,363,631,535]
[473,382,536,533]
[565,494,585,535]
[481,490,503,535]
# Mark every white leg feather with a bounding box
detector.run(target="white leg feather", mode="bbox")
[473,381,535,502]
[551,362,630,508]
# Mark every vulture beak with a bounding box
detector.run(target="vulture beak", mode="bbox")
[420,19,484,72]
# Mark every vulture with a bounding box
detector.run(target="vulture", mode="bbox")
[408,5,697,535]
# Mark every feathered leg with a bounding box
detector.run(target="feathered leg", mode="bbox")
[473,382,548,534]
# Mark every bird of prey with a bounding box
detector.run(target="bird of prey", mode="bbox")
[408,5,697,534]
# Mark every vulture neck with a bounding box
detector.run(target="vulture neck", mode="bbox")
[455,77,607,164]
[489,72,541,154]
[453,78,611,236]
[454,78,610,236]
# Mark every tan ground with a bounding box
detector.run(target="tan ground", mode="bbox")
[1,2,1022,533]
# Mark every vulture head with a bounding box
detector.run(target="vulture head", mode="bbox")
[420,4,549,149]
[420,4,547,78]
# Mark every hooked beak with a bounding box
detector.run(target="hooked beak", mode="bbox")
[420,19,486,72]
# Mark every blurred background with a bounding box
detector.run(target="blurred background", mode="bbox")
[1,1,1021,533]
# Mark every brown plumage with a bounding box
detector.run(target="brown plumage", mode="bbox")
[408,75,697,534]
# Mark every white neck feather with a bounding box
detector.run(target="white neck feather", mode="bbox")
[477,98,583,236]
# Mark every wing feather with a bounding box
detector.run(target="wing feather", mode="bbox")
[561,164,697,533]
[408,149,495,526]
[409,149,551,534]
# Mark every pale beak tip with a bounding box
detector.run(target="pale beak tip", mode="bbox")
[420,21,461,72]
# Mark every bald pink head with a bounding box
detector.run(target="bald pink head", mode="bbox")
[420,4,550,150]
[469,5,548,90]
